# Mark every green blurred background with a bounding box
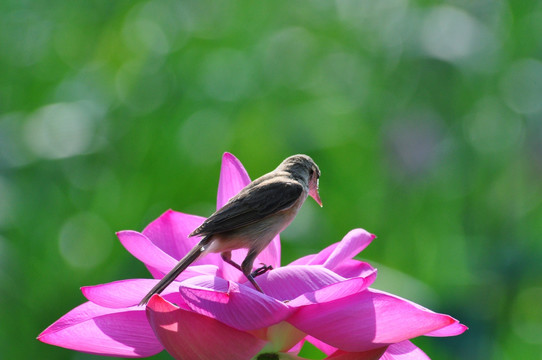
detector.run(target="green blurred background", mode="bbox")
[1,0,541,359]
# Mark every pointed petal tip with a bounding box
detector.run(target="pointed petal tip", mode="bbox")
[38,300,164,357]
[36,329,46,341]
[36,326,56,342]
[80,285,90,296]
[348,228,375,238]
[158,208,175,220]
[222,152,239,163]
[427,321,469,336]
[220,152,246,173]
[149,208,179,223]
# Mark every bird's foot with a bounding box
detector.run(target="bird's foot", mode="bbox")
[251,264,273,277]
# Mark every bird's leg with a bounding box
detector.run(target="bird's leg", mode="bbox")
[251,263,273,277]
[221,251,243,272]
[241,249,264,293]
[221,250,265,293]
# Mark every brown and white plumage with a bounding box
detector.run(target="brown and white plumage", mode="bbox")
[139,154,321,305]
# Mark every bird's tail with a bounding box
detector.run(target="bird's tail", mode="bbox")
[139,235,212,306]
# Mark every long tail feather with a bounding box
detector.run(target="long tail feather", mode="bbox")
[139,236,211,305]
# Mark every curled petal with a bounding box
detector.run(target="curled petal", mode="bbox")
[380,341,430,360]
[321,229,375,270]
[257,265,348,301]
[290,247,334,267]
[179,276,291,330]
[117,230,179,275]
[288,253,317,266]
[332,260,377,279]
[252,264,376,306]
[289,288,458,352]
[118,230,221,279]
[142,210,213,262]
[38,301,162,357]
[289,275,376,308]
[146,295,266,360]
[290,229,375,270]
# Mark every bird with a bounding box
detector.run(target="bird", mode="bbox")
[139,154,322,305]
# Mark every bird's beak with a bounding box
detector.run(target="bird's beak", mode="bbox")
[309,186,323,207]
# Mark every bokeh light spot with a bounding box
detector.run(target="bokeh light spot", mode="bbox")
[122,17,170,56]
[500,58,542,115]
[23,102,98,159]
[58,212,112,269]
[421,6,480,62]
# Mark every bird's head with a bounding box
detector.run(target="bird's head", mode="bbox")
[280,154,322,207]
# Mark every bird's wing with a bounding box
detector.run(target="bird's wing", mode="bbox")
[190,179,303,236]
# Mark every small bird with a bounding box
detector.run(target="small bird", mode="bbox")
[139,154,322,305]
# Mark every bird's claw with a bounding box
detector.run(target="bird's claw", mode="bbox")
[251,264,273,277]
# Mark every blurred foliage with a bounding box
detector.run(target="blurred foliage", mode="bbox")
[1,0,542,359]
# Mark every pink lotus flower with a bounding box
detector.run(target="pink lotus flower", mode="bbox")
[39,153,467,360]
